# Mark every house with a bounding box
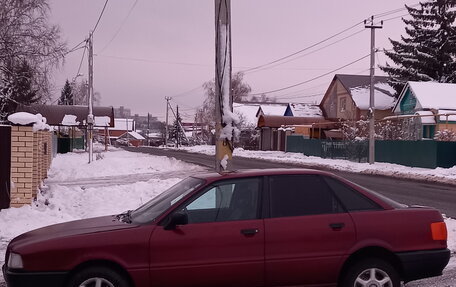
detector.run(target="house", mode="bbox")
[392,81,456,139]
[117,131,145,147]
[284,103,324,118]
[320,74,396,121]
[255,103,288,117]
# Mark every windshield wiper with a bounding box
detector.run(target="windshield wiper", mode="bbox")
[116,210,132,224]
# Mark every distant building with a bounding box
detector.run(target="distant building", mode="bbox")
[114,106,131,118]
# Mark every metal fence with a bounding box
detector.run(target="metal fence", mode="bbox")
[286,135,456,168]
[0,125,11,209]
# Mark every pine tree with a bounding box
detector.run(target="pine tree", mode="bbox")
[0,59,39,121]
[381,0,456,95]
[59,79,73,105]
[171,106,186,147]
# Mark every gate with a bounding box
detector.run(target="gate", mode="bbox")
[0,125,11,209]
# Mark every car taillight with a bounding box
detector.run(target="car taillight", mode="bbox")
[431,222,447,241]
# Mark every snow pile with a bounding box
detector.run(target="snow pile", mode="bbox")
[94,116,111,127]
[48,148,201,181]
[0,148,206,282]
[7,112,51,132]
[61,114,79,126]
[180,145,456,184]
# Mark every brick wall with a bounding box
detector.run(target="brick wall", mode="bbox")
[10,126,53,207]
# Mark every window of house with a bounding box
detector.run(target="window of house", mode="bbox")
[269,175,343,218]
[340,97,347,112]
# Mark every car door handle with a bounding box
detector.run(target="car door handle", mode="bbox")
[329,223,345,231]
[241,228,259,236]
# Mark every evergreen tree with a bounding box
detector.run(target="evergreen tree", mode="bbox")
[58,79,73,105]
[380,0,456,95]
[171,106,186,147]
[0,59,39,121]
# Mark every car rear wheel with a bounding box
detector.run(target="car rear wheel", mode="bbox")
[68,266,130,287]
[341,258,401,287]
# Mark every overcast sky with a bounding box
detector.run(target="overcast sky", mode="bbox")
[49,0,417,121]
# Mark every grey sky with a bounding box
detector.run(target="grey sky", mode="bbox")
[49,0,417,121]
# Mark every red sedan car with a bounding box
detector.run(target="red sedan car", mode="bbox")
[3,169,450,287]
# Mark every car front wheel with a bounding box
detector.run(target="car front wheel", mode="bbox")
[341,258,401,287]
[67,266,130,287]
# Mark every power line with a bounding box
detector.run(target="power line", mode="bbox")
[75,43,88,80]
[93,0,109,33]
[98,0,139,54]
[250,54,370,96]
[244,28,366,75]
[241,20,364,74]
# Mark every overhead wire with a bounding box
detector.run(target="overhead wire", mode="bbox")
[250,54,370,96]
[98,0,139,54]
[92,0,109,34]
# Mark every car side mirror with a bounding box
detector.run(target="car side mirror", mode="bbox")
[164,211,188,230]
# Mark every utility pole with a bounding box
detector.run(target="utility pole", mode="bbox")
[165,97,171,147]
[215,0,233,172]
[87,32,94,163]
[147,112,150,146]
[364,16,382,165]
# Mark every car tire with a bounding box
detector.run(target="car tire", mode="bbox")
[67,266,130,287]
[341,258,401,287]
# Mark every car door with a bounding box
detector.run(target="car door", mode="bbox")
[149,177,264,287]
[264,174,356,286]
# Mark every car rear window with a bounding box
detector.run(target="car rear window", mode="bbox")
[323,176,382,212]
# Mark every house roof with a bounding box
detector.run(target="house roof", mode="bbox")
[324,74,396,110]
[16,104,114,127]
[394,81,456,113]
[257,115,328,128]
[119,131,145,140]
[256,103,288,117]
[233,102,261,127]
[287,103,324,118]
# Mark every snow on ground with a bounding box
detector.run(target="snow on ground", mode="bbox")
[0,148,205,282]
[179,145,456,185]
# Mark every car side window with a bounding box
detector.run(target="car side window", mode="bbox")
[323,176,382,212]
[269,175,343,218]
[182,177,260,224]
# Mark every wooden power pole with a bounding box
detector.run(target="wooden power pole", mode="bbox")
[214,0,233,172]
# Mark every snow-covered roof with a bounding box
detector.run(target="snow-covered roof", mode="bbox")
[233,102,261,127]
[408,82,456,110]
[287,103,324,118]
[127,131,145,140]
[110,118,134,131]
[415,111,435,124]
[259,104,287,116]
[349,82,396,110]
[438,109,456,122]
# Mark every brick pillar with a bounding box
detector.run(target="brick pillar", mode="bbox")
[10,126,34,207]
[32,132,39,197]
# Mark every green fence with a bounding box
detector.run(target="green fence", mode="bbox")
[57,137,85,153]
[286,135,456,169]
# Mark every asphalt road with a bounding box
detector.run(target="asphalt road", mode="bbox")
[126,147,456,218]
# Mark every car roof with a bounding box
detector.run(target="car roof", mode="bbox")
[192,168,334,181]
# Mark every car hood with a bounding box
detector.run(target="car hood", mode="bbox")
[8,215,138,250]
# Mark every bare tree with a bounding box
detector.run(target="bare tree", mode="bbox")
[0,0,66,120]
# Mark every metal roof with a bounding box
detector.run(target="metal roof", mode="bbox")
[257,115,328,128]
[16,104,114,127]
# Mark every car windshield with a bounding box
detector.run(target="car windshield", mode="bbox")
[130,177,205,224]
